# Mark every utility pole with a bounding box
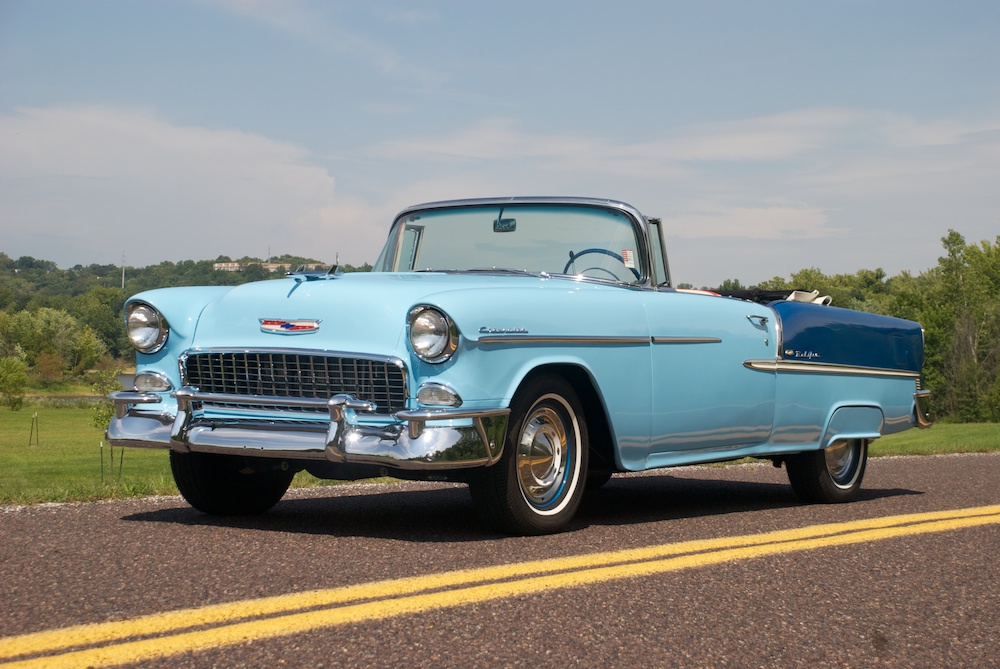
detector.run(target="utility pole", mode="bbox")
[121,253,126,289]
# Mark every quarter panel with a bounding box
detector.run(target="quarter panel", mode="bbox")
[773,300,924,372]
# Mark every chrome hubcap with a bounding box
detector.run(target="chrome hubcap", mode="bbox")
[825,440,861,489]
[516,404,570,508]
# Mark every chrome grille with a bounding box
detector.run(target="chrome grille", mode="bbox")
[182,351,407,415]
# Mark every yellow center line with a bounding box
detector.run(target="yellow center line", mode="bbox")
[2,505,998,669]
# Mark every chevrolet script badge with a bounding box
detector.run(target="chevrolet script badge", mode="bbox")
[260,319,322,334]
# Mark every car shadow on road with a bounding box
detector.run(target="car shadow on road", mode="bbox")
[579,474,921,529]
[120,472,921,542]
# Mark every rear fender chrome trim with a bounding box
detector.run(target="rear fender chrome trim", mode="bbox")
[651,336,722,345]
[743,359,921,380]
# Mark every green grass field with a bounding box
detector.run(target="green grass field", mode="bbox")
[1,406,997,505]
[870,422,1000,456]
[0,407,345,504]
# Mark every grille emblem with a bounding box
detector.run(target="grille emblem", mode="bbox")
[260,319,322,334]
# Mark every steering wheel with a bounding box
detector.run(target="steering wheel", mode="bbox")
[564,248,641,281]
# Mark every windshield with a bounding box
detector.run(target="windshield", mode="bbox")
[375,204,644,284]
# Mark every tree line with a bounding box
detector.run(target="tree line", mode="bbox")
[2,234,998,421]
[0,254,370,407]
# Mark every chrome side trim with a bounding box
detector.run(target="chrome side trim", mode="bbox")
[477,334,722,346]
[743,359,922,379]
[651,336,722,344]
[477,335,650,346]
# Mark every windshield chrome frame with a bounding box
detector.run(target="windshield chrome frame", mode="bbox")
[377,197,655,287]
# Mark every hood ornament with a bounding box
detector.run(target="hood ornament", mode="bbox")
[260,319,322,334]
[287,265,343,282]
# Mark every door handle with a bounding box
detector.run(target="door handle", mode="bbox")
[746,314,769,328]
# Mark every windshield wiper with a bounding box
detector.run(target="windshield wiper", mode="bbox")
[465,267,538,275]
[412,267,540,276]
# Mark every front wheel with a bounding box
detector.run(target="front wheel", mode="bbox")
[170,451,294,515]
[470,374,589,535]
[785,439,868,503]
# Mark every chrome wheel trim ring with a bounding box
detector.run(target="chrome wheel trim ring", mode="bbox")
[825,439,862,489]
[515,395,579,514]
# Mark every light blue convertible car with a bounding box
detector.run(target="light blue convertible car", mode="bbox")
[109,197,932,534]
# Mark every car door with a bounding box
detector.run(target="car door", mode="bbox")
[641,289,777,464]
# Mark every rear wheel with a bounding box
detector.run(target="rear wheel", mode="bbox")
[785,439,868,503]
[470,374,588,535]
[170,451,294,515]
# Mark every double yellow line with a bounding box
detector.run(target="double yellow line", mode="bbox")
[2,505,999,668]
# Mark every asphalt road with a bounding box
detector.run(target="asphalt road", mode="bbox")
[1,453,998,669]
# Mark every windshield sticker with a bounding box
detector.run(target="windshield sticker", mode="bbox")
[622,249,636,268]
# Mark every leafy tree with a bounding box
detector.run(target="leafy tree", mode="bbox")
[15,256,58,272]
[34,351,65,387]
[73,286,129,358]
[3,308,107,373]
[91,366,124,431]
[268,253,325,266]
[0,356,28,410]
[716,278,745,292]
[930,231,1000,421]
[241,263,270,282]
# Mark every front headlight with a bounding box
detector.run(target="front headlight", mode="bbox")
[126,302,169,354]
[408,305,458,363]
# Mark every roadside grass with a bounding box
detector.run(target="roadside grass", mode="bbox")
[0,408,175,505]
[869,422,1000,456]
[1,406,997,505]
[0,407,351,505]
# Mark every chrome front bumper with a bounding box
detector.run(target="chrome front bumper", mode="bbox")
[107,388,509,470]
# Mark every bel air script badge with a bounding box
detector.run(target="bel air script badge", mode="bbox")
[260,319,322,334]
[786,349,821,360]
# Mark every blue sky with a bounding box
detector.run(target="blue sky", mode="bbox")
[1,1,998,287]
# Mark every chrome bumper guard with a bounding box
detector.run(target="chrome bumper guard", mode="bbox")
[914,389,934,429]
[107,388,509,470]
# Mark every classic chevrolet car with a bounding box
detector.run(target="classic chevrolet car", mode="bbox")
[108,197,932,534]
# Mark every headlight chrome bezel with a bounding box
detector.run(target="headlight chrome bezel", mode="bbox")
[125,302,169,354]
[416,382,463,407]
[408,305,459,364]
[133,370,174,393]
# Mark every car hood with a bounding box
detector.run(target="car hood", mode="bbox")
[185,272,634,357]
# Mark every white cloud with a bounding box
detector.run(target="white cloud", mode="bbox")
[3,102,997,287]
[666,200,837,240]
[208,0,444,83]
[664,107,869,162]
[362,108,999,255]
[0,106,383,266]
[367,118,692,180]
[369,108,871,169]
